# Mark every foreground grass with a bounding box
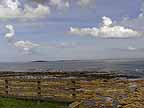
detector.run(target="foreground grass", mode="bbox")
[0,97,68,108]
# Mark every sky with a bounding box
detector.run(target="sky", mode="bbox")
[0,0,144,62]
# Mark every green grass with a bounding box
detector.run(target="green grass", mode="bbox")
[0,97,68,108]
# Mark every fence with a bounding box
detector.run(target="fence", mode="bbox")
[0,71,117,102]
[0,72,143,108]
[0,73,80,103]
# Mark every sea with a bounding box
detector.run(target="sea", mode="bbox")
[0,58,144,78]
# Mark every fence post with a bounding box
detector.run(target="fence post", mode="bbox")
[37,80,41,97]
[5,79,9,95]
[71,80,76,99]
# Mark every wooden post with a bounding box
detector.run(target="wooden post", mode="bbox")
[5,79,9,95]
[37,80,41,97]
[71,80,76,99]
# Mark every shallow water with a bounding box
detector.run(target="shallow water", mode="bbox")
[0,59,144,78]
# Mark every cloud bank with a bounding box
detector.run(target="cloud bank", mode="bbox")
[70,16,143,39]
[0,0,50,19]
[0,0,96,19]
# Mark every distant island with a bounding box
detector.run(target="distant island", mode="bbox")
[31,58,144,63]
[32,61,49,62]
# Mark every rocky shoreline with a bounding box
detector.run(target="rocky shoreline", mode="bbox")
[0,71,142,80]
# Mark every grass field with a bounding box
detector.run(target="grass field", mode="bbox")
[0,97,68,108]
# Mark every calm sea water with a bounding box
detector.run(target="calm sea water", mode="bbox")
[0,59,144,78]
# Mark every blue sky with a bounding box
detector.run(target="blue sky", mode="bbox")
[0,0,144,62]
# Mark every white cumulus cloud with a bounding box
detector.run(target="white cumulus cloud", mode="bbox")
[128,46,137,51]
[14,41,40,54]
[0,0,50,19]
[6,0,20,10]
[5,24,15,43]
[102,16,112,26]
[70,16,142,39]
[23,4,50,18]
